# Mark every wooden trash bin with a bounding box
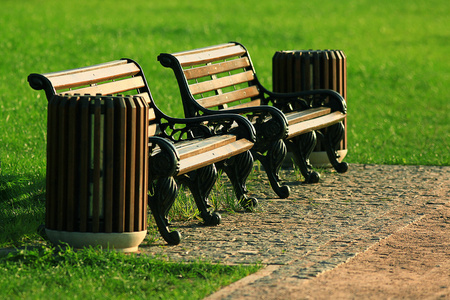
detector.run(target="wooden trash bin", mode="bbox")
[273,50,347,167]
[44,94,148,252]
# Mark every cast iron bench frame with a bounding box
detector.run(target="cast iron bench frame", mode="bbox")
[28,58,256,245]
[158,42,348,199]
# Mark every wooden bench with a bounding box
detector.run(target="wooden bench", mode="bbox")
[27,59,256,245]
[158,42,348,199]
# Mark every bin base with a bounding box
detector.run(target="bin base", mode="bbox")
[45,229,147,252]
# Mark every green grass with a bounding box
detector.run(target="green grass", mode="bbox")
[0,245,260,299]
[0,0,448,298]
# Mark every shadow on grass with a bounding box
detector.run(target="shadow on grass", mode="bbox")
[0,174,46,247]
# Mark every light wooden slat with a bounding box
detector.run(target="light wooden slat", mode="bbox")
[197,86,259,108]
[45,60,127,79]
[287,111,345,138]
[183,57,251,80]
[177,138,253,175]
[223,99,261,110]
[175,45,246,67]
[68,76,145,95]
[172,43,235,56]
[51,63,140,90]
[189,70,254,95]
[135,92,156,121]
[176,135,237,159]
[285,107,332,125]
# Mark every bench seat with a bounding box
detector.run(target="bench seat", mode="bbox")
[158,42,348,199]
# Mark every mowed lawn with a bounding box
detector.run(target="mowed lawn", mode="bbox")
[0,0,448,298]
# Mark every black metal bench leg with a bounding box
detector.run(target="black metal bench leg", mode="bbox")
[252,139,290,199]
[317,122,348,173]
[219,150,258,210]
[148,177,181,245]
[286,131,321,183]
[181,165,221,226]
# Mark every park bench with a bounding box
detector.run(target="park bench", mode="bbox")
[27,59,256,245]
[158,42,348,199]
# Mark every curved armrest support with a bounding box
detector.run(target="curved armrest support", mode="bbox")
[263,87,347,114]
[148,136,180,179]
[158,113,257,144]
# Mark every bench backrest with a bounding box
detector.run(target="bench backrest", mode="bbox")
[28,59,160,137]
[158,42,264,117]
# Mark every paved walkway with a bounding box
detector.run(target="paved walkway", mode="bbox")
[141,164,450,299]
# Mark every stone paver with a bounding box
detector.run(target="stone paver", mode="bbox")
[139,164,449,299]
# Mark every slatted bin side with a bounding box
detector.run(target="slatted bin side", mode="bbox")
[45,94,148,251]
[272,50,347,165]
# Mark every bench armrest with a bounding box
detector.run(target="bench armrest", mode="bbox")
[148,136,180,179]
[157,113,256,144]
[262,87,347,114]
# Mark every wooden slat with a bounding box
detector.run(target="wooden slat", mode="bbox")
[172,43,235,56]
[134,96,147,231]
[103,97,115,233]
[189,70,254,95]
[66,97,78,231]
[223,99,261,110]
[125,97,137,232]
[176,135,237,159]
[92,97,102,233]
[114,96,127,233]
[51,63,140,90]
[46,96,59,229]
[45,60,127,79]
[79,97,90,232]
[183,57,251,80]
[287,111,345,138]
[197,86,259,108]
[177,138,253,175]
[68,76,145,95]
[285,107,332,125]
[57,98,69,231]
[135,92,156,121]
[175,45,246,67]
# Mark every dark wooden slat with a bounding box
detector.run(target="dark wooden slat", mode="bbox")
[50,63,141,91]
[183,57,251,80]
[79,97,90,232]
[46,96,59,229]
[285,107,332,125]
[197,86,259,108]
[125,97,137,232]
[92,97,102,233]
[68,76,145,96]
[178,139,253,175]
[103,97,115,233]
[175,45,246,67]
[134,96,147,231]
[114,96,127,233]
[287,111,345,138]
[189,70,254,95]
[66,97,78,231]
[57,98,69,231]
